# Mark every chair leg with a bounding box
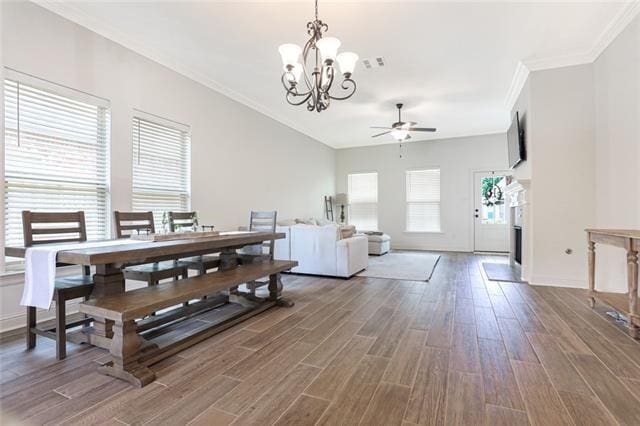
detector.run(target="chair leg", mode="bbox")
[182,271,189,307]
[26,306,36,350]
[55,297,66,360]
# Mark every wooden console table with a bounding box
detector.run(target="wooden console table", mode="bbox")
[586,229,639,338]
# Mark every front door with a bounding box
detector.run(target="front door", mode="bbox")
[474,171,509,252]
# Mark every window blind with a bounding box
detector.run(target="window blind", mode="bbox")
[3,78,110,268]
[406,169,441,232]
[348,172,378,231]
[132,115,190,228]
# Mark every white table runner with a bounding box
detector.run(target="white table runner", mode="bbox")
[21,239,142,309]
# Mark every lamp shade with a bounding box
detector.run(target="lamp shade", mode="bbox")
[337,52,358,75]
[278,44,302,67]
[334,193,349,205]
[316,37,341,62]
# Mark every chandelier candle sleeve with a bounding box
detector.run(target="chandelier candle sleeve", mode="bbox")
[278,0,358,112]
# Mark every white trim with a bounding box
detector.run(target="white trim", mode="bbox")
[503,61,530,112]
[530,275,587,289]
[32,0,324,148]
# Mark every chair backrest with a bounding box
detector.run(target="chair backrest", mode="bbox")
[249,211,277,257]
[22,211,87,247]
[114,211,155,238]
[168,211,196,232]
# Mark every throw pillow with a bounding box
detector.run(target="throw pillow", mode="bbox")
[339,225,356,239]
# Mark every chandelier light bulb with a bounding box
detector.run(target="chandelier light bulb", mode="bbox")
[336,52,358,76]
[283,63,303,84]
[278,44,302,67]
[316,37,341,63]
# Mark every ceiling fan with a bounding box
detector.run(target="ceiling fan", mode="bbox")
[370,103,436,141]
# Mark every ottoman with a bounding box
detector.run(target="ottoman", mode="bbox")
[367,233,391,255]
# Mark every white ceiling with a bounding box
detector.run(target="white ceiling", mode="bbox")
[36,1,638,149]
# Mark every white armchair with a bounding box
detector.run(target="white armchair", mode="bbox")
[275,224,368,278]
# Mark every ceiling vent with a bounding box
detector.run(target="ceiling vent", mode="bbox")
[362,57,385,69]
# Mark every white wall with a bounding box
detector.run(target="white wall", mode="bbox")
[511,15,639,292]
[593,15,640,292]
[527,64,596,288]
[0,2,336,332]
[336,133,509,252]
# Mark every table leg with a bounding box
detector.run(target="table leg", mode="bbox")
[627,248,639,339]
[219,250,239,295]
[89,264,125,347]
[98,319,155,387]
[269,273,294,307]
[588,238,596,308]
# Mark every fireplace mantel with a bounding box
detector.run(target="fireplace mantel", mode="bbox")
[505,179,530,281]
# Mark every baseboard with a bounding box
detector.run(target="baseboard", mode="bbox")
[529,275,587,289]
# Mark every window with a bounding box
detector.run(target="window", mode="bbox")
[3,77,110,270]
[347,172,378,231]
[406,169,441,232]
[132,114,190,228]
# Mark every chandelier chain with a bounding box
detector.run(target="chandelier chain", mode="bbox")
[315,0,318,22]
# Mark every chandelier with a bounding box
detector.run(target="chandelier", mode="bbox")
[278,0,358,112]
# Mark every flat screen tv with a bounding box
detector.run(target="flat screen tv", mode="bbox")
[507,111,526,169]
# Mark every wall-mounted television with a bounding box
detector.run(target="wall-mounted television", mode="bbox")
[507,111,526,169]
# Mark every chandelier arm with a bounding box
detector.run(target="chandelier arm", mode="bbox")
[328,77,357,101]
[286,91,313,107]
[281,72,315,98]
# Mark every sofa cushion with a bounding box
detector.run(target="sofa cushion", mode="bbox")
[367,233,391,243]
[339,225,356,239]
[295,218,318,225]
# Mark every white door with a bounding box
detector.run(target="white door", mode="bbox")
[474,171,509,252]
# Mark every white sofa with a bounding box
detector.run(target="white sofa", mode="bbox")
[274,224,368,278]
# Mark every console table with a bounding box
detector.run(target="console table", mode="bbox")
[586,229,639,338]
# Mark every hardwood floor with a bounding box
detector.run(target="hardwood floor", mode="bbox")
[2,253,640,425]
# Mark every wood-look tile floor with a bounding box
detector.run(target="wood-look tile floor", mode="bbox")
[2,253,640,425]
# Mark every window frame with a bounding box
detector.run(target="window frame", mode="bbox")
[405,167,442,234]
[347,171,379,232]
[2,71,111,273]
[131,110,191,229]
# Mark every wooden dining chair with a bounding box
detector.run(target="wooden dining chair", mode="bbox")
[241,211,278,295]
[114,211,188,286]
[22,210,94,360]
[169,211,220,275]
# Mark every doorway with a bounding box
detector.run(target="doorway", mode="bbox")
[474,171,509,252]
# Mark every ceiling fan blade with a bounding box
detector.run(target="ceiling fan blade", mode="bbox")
[370,126,392,129]
[408,127,437,132]
[371,131,391,138]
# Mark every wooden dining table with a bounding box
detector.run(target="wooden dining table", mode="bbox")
[5,231,289,352]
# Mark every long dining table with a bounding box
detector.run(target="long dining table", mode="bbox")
[5,231,290,357]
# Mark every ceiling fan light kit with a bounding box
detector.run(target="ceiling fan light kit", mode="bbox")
[278,0,358,112]
[371,103,437,142]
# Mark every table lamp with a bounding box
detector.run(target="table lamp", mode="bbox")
[334,193,349,224]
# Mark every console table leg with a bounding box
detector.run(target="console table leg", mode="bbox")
[588,238,596,308]
[628,248,639,339]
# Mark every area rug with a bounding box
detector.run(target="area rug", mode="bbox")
[482,262,526,283]
[357,251,440,281]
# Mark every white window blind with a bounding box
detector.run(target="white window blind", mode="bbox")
[348,172,378,231]
[3,78,110,268]
[132,115,190,228]
[406,169,441,232]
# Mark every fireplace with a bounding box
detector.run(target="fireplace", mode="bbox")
[505,179,530,281]
[513,225,522,264]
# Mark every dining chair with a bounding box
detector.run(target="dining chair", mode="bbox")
[241,211,278,295]
[22,210,94,360]
[114,211,188,287]
[169,211,220,275]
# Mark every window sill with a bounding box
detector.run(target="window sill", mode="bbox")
[403,231,444,235]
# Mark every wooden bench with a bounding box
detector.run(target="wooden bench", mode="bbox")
[79,259,297,386]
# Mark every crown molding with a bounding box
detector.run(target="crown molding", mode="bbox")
[32,0,328,148]
[504,0,640,111]
[503,61,530,113]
